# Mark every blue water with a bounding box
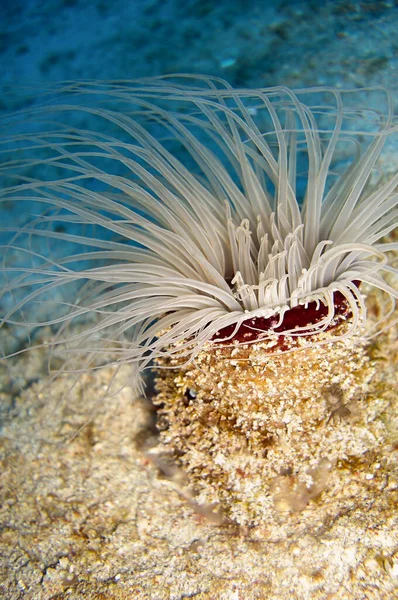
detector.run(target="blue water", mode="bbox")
[1,0,397,101]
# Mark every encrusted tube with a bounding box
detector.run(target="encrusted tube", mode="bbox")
[154,320,377,526]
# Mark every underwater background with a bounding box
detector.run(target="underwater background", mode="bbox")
[1,0,398,101]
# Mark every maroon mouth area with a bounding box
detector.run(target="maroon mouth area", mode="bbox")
[212,288,353,345]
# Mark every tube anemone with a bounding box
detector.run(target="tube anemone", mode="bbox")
[1,78,396,382]
[0,78,397,523]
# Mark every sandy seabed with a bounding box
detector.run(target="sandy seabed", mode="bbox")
[0,319,397,600]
